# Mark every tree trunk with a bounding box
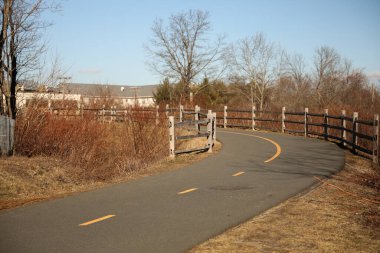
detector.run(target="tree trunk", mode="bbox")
[9,11,17,119]
[0,0,12,116]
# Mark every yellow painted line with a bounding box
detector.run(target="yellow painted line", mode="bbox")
[219,131,282,163]
[232,171,245,177]
[79,214,115,226]
[178,188,198,195]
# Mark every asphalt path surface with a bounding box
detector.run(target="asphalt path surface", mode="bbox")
[0,128,345,253]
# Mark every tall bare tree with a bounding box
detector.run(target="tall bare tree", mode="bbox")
[146,9,224,101]
[0,0,57,118]
[230,32,282,110]
[313,46,349,108]
[279,52,312,109]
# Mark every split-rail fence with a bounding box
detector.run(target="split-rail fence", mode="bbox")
[46,105,379,164]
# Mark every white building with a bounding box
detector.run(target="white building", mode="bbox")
[17,82,158,109]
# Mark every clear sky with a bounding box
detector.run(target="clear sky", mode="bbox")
[44,0,380,85]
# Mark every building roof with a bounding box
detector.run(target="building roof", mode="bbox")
[59,83,158,98]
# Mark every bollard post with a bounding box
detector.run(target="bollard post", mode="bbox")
[169,116,175,158]
[207,110,213,153]
[252,106,256,131]
[373,114,379,165]
[224,105,227,128]
[342,110,347,147]
[324,109,329,140]
[281,107,286,133]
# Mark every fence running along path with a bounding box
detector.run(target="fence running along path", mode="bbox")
[215,106,378,165]
[39,104,378,165]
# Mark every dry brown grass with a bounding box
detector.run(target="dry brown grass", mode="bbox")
[14,106,168,181]
[189,152,380,253]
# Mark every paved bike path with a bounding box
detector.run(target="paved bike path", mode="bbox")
[0,129,345,253]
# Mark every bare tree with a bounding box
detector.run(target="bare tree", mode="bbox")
[313,46,348,108]
[0,0,58,118]
[280,52,312,109]
[146,9,224,101]
[230,32,282,110]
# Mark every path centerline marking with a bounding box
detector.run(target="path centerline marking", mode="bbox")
[79,214,115,226]
[178,188,198,195]
[219,130,282,163]
[232,171,245,177]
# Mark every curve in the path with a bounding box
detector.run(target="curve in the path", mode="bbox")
[0,128,345,253]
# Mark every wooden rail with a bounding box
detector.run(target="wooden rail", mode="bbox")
[218,106,378,165]
[48,104,379,165]
[168,110,216,158]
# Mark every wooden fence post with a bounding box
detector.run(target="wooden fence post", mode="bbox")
[373,114,379,165]
[194,105,200,132]
[224,105,227,128]
[102,105,105,123]
[213,112,217,141]
[113,106,117,122]
[324,109,329,140]
[207,110,213,153]
[252,105,256,131]
[352,112,358,154]
[342,110,347,147]
[304,108,308,137]
[281,107,286,133]
[48,99,52,115]
[165,104,169,118]
[156,105,159,125]
[179,105,184,122]
[169,116,175,158]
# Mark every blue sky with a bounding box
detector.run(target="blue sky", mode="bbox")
[44,0,380,85]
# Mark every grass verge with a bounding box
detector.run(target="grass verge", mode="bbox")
[189,151,380,253]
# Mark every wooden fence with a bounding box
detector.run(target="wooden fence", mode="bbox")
[214,106,378,165]
[168,109,216,158]
[48,105,378,164]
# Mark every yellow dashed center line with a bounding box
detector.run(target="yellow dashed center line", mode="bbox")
[232,171,245,177]
[178,188,198,195]
[79,214,115,226]
[219,131,282,163]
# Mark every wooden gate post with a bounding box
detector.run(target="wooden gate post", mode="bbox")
[252,105,256,131]
[207,110,213,153]
[342,110,347,147]
[352,112,358,154]
[179,105,184,122]
[281,107,286,133]
[324,109,329,140]
[195,105,200,132]
[373,114,379,165]
[304,108,308,137]
[224,105,227,128]
[169,116,175,158]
